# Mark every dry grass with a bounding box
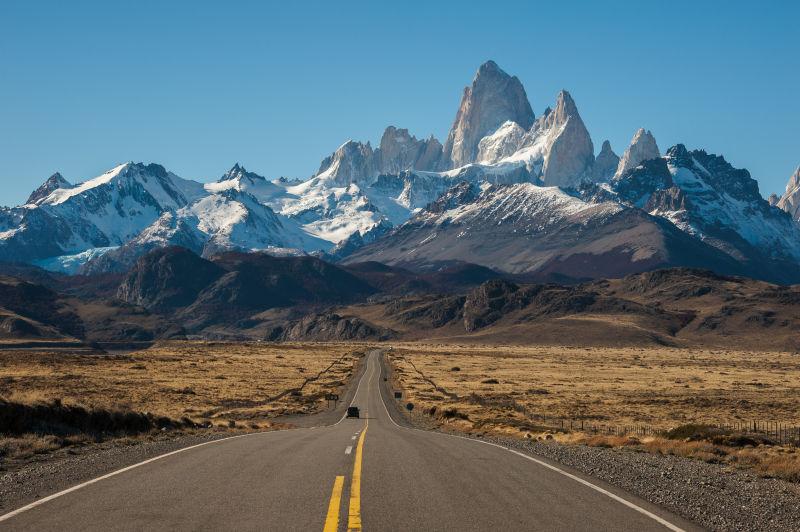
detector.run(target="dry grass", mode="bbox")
[0,342,366,467]
[0,342,364,424]
[388,344,800,431]
[387,343,800,481]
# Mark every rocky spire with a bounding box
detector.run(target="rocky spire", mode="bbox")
[777,166,800,220]
[443,60,534,168]
[26,172,72,205]
[218,163,266,184]
[591,140,620,182]
[377,126,442,174]
[615,128,661,178]
[540,90,595,187]
[315,140,376,186]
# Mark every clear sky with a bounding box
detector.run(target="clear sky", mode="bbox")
[1,0,797,206]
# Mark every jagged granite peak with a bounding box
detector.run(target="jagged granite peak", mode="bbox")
[443,60,534,168]
[26,172,73,205]
[777,166,800,221]
[377,126,442,174]
[539,90,595,187]
[604,143,800,281]
[315,140,376,186]
[218,163,266,184]
[615,128,660,178]
[768,193,780,206]
[591,140,620,182]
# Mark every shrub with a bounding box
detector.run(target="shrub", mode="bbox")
[0,398,195,438]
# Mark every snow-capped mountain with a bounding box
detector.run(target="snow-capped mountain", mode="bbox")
[0,163,206,264]
[3,59,800,283]
[26,172,73,205]
[605,144,800,282]
[204,163,286,203]
[344,180,745,279]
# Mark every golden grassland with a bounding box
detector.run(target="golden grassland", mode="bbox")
[387,343,800,482]
[388,343,800,429]
[0,342,368,466]
[0,342,366,424]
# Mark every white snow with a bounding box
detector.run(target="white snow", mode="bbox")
[33,247,118,274]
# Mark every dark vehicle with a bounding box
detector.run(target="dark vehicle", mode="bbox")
[346,406,360,418]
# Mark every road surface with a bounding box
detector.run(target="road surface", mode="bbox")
[0,350,698,531]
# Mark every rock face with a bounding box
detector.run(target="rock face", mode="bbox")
[26,173,73,205]
[277,312,395,341]
[117,247,225,311]
[463,279,527,332]
[315,141,377,186]
[591,140,620,182]
[777,166,800,221]
[615,128,661,178]
[471,89,595,188]
[538,90,595,187]
[443,61,534,168]
[376,126,442,174]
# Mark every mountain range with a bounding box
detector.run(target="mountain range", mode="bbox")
[2,60,799,283]
[2,250,799,350]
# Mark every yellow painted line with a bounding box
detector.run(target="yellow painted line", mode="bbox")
[347,421,368,531]
[323,475,345,532]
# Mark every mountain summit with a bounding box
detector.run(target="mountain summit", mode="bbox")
[443,60,535,168]
[26,172,73,205]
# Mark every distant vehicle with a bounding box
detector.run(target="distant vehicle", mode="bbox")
[346,406,360,418]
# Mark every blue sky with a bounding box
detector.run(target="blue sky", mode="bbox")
[1,0,797,206]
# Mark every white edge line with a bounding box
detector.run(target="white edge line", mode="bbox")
[0,353,375,523]
[374,350,686,532]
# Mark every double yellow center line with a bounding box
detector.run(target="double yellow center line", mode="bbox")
[323,421,368,532]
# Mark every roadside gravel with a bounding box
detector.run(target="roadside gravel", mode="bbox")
[480,434,800,532]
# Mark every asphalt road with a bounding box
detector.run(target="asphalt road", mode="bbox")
[0,350,699,531]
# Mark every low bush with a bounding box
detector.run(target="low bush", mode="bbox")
[0,398,196,438]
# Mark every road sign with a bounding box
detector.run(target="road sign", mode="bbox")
[325,393,339,401]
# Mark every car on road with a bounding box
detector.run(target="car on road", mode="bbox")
[346,406,360,418]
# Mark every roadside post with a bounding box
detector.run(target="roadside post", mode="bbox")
[325,393,339,409]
